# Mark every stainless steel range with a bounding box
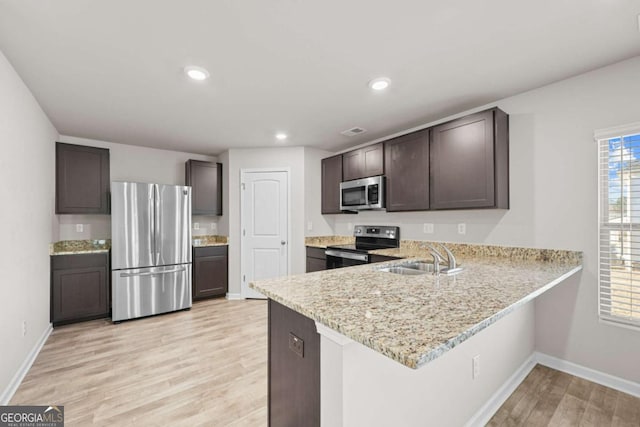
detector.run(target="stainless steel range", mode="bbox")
[325,225,400,269]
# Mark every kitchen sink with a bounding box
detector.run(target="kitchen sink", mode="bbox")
[376,260,462,276]
[376,265,432,275]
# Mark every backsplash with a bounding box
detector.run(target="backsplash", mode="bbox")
[56,215,111,241]
[55,215,219,240]
[192,217,220,236]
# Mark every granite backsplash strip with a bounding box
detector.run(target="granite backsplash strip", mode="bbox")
[192,235,228,247]
[305,235,355,248]
[371,240,582,264]
[50,239,111,255]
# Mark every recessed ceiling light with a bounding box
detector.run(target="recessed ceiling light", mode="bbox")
[275,133,288,141]
[184,66,210,81]
[369,77,391,91]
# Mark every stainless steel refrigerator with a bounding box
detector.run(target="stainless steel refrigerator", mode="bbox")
[111,182,192,322]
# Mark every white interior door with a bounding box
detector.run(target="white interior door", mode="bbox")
[241,170,289,299]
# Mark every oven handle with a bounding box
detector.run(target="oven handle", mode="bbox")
[325,250,369,262]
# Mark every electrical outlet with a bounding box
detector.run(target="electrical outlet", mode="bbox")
[210,223,217,232]
[458,223,466,235]
[76,224,83,233]
[289,332,304,358]
[423,223,434,234]
[22,320,27,337]
[307,221,313,231]
[472,354,480,379]
[194,223,200,230]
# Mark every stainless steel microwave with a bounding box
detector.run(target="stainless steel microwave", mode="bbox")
[340,176,385,210]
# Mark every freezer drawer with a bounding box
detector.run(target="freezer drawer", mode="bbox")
[112,264,192,322]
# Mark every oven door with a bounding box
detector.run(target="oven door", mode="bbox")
[325,249,369,269]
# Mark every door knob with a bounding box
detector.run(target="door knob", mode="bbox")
[281,240,286,245]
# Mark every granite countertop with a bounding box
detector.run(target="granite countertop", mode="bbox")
[251,241,582,369]
[305,235,355,248]
[192,235,228,247]
[50,240,111,255]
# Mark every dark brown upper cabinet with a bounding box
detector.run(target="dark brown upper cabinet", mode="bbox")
[185,160,223,215]
[342,142,384,181]
[384,130,430,212]
[430,108,509,210]
[56,142,110,214]
[321,154,343,214]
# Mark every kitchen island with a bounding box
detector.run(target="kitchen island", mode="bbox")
[251,241,582,427]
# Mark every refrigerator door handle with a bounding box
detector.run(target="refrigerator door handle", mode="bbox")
[120,267,187,278]
[149,185,156,266]
[154,184,161,266]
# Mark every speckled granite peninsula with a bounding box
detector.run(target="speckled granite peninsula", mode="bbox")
[192,235,228,247]
[251,241,582,369]
[50,239,111,255]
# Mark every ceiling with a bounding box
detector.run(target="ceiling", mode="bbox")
[1,1,639,155]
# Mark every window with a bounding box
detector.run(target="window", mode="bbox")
[598,127,640,328]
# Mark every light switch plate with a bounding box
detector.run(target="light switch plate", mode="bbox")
[458,223,466,235]
[194,222,199,230]
[423,223,434,234]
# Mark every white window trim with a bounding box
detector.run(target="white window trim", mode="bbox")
[596,123,640,330]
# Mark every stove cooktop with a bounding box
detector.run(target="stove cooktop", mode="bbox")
[327,226,400,254]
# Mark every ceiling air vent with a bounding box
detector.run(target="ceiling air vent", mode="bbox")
[341,127,367,137]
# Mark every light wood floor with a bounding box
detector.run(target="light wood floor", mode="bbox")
[488,364,640,426]
[12,299,640,426]
[11,299,268,426]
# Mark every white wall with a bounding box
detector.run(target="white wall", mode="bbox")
[224,147,307,296]
[55,135,217,240]
[304,147,335,237]
[330,56,640,383]
[0,50,59,401]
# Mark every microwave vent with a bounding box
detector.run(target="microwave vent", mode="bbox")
[341,127,367,137]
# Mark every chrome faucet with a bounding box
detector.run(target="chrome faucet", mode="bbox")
[428,248,445,274]
[426,243,462,275]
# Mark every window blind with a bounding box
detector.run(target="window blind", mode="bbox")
[599,131,640,328]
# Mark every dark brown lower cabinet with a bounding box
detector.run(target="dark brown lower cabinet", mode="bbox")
[370,254,402,264]
[193,245,228,300]
[269,299,320,427]
[306,246,327,272]
[51,253,110,326]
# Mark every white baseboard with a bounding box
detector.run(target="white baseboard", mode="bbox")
[535,352,640,398]
[465,353,537,427]
[0,323,52,405]
[225,293,243,300]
